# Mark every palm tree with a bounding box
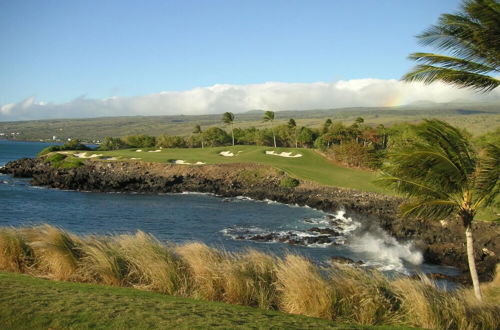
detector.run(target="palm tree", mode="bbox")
[193,124,204,148]
[288,118,298,148]
[377,119,499,301]
[222,112,235,146]
[403,0,499,92]
[263,110,276,148]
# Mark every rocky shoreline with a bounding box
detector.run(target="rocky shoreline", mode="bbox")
[1,157,498,283]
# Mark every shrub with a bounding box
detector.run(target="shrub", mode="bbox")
[279,176,300,188]
[156,134,187,148]
[38,139,91,156]
[98,137,130,150]
[122,135,156,148]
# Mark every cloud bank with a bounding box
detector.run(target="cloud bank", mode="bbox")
[2,79,499,121]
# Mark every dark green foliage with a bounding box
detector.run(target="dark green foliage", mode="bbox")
[377,119,499,219]
[279,177,300,188]
[297,127,316,148]
[38,139,91,156]
[98,137,130,150]
[43,153,84,169]
[122,135,156,148]
[403,0,500,91]
[156,134,186,148]
[202,127,231,147]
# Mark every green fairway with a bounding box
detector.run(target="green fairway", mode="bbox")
[0,272,414,330]
[93,145,386,193]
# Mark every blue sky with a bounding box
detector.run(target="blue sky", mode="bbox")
[1,0,498,120]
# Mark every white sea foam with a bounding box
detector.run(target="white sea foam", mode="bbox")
[348,230,423,274]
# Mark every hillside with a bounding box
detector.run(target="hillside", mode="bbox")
[1,102,498,142]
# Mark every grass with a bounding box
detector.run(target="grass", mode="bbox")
[0,271,399,330]
[93,145,386,193]
[1,225,498,329]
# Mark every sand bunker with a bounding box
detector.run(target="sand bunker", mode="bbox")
[219,151,242,157]
[130,157,141,160]
[173,160,205,165]
[136,150,142,152]
[148,149,162,153]
[73,152,103,159]
[265,151,302,158]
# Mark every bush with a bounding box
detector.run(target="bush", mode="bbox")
[122,135,156,148]
[38,139,91,156]
[98,137,130,150]
[280,177,300,188]
[156,134,187,148]
[43,153,84,169]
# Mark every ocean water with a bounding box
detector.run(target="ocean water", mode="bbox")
[0,140,458,278]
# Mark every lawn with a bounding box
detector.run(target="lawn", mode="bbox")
[0,271,414,330]
[94,145,386,194]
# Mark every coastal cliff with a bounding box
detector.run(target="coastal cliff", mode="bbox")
[1,157,498,283]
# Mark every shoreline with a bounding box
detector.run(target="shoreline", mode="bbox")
[1,157,498,283]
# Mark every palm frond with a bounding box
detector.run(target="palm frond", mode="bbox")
[376,173,451,200]
[402,65,500,91]
[408,53,496,73]
[473,143,500,208]
[400,199,459,220]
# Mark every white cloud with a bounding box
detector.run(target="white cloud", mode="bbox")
[1,79,499,121]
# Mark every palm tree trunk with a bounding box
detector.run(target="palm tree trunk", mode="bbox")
[231,124,234,146]
[465,225,482,301]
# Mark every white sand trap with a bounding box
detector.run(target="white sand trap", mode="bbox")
[219,151,235,157]
[174,160,205,165]
[130,157,141,160]
[148,149,162,153]
[73,152,103,159]
[136,149,142,152]
[265,150,302,158]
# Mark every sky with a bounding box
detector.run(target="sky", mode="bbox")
[1,0,498,121]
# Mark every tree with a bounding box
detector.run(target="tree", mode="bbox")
[193,124,204,148]
[263,110,276,148]
[377,119,499,301]
[403,0,500,92]
[322,118,333,134]
[203,127,231,147]
[222,112,235,146]
[288,118,298,148]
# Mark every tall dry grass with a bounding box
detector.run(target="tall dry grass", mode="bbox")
[115,231,190,296]
[176,242,225,300]
[328,264,403,325]
[0,227,31,272]
[393,276,500,330]
[276,254,333,319]
[222,249,277,309]
[0,225,498,329]
[24,225,81,280]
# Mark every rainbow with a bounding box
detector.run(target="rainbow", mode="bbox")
[382,93,405,108]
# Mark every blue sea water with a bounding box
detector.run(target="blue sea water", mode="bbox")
[0,140,458,278]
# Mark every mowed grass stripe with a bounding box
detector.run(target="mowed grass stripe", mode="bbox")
[94,146,386,193]
[0,272,412,330]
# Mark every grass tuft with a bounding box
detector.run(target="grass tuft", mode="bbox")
[24,225,81,280]
[0,228,32,272]
[276,254,333,319]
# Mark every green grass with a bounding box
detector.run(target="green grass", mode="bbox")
[95,145,386,193]
[0,271,412,330]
